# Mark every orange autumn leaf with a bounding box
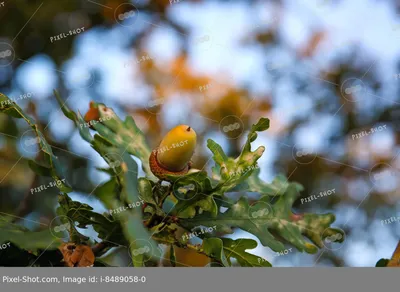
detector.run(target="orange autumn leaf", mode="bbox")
[84,101,100,124]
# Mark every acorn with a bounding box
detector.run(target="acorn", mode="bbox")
[84,101,100,127]
[149,125,197,180]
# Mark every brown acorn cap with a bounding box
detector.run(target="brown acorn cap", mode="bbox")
[149,148,190,181]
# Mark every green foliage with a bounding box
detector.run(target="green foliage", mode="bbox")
[0,90,343,267]
[202,238,271,267]
[0,93,72,192]
[202,238,230,267]
[0,217,62,253]
[375,258,390,267]
[182,184,343,254]
[221,238,272,267]
[56,193,123,244]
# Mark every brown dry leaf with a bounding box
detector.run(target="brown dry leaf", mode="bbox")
[59,243,95,267]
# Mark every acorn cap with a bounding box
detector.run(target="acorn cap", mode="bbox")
[149,149,190,181]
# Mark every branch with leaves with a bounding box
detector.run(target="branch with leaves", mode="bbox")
[0,90,344,267]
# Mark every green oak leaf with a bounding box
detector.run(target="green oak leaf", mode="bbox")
[202,238,270,267]
[53,90,77,121]
[138,178,157,205]
[53,91,155,179]
[209,118,294,197]
[0,92,72,193]
[245,171,302,196]
[93,177,120,205]
[53,90,92,143]
[28,160,53,177]
[138,178,166,217]
[0,216,61,252]
[208,118,268,195]
[93,104,155,179]
[173,194,218,219]
[203,238,230,267]
[57,193,124,245]
[221,238,271,267]
[183,184,343,253]
[88,145,160,266]
[168,170,217,218]
[56,194,90,243]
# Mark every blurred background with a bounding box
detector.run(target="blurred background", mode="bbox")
[1,0,400,267]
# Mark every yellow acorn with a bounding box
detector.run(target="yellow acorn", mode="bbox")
[149,125,197,180]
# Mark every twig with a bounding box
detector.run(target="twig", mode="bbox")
[92,242,109,257]
[158,185,171,208]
